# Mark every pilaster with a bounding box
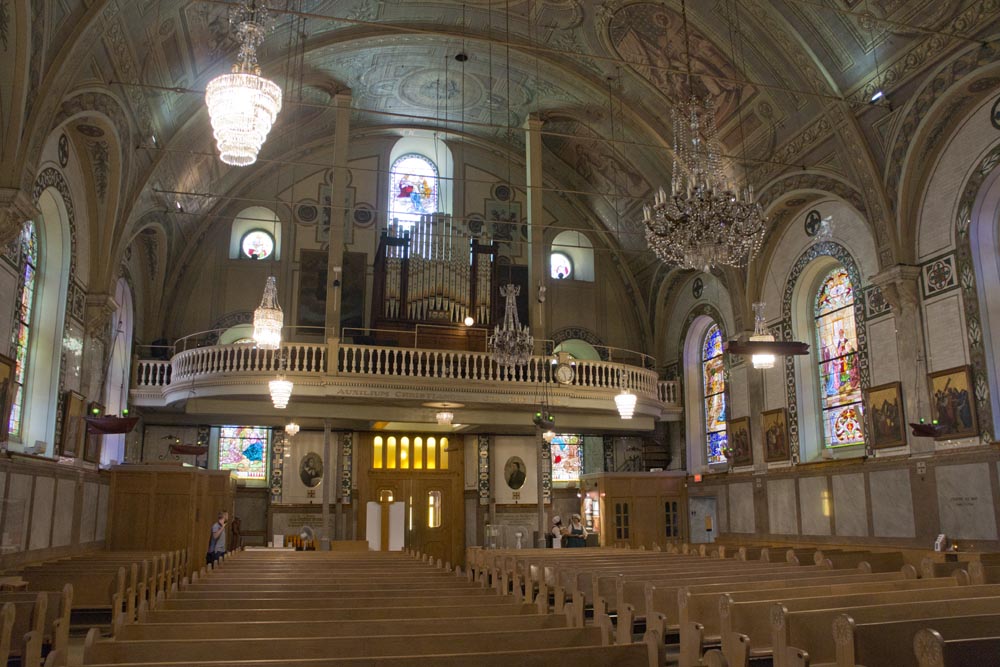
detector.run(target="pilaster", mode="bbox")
[325,91,353,344]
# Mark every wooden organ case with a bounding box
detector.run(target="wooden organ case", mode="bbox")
[371,215,501,348]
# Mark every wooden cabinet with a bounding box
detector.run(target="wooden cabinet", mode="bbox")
[581,472,688,548]
[106,464,236,571]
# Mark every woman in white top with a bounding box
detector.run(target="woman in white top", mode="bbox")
[550,515,564,549]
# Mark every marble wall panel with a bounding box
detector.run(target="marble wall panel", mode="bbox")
[728,482,755,534]
[867,317,900,385]
[716,485,729,533]
[80,481,99,542]
[767,478,798,535]
[6,473,33,551]
[832,473,868,537]
[51,477,77,547]
[28,476,55,551]
[924,294,967,372]
[870,469,916,538]
[96,483,109,541]
[936,463,997,541]
[799,476,832,536]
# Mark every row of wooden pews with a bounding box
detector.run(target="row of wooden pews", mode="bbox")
[472,544,1000,666]
[80,548,660,667]
[0,549,186,667]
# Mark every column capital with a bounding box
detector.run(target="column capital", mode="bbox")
[85,293,120,339]
[0,188,39,248]
[870,264,921,313]
[523,114,543,131]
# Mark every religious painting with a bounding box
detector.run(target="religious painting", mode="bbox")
[928,366,978,440]
[83,402,105,463]
[219,426,270,481]
[550,434,582,482]
[504,456,527,490]
[296,250,327,330]
[762,408,789,463]
[0,354,14,447]
[864,381,906,449]
[59,391,86,458]
[814,266,865,448]
[726,417,753,467]
[299,452,323,488]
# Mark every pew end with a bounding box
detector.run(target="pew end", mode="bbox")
[722,632,751,667]
[643,628,665,667]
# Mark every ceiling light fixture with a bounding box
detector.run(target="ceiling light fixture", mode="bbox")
[284,422,300,437]
[489,284,533,367]
[253,276,283,350]
[435,411,454,426]
[749,302,775,370]
[615,388,637,420]
[269,375,293,409]
[643,0,765,272]
[205,0,283,167]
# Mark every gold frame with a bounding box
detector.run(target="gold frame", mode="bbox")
[864,381,907,449]
[927,365,978,440]
[762,408,790,463]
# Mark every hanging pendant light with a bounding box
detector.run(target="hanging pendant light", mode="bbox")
[205,0,282,166]
[284,422,300,437]
[269,375,293,409]
[749,302,775,370]
[542,430,555,444]
[435,411,454,426]
[488,284,534,367]
[615,388,637,420]
[253,276,283,350]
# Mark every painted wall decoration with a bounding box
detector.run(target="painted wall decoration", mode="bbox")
[864,285,890,319]
[299,452,323,488]
[478,434,490,506]
[219,426,269,481]
[726,416,752,467]
[340,432,353,504]
[296,249,327,330]
[922,254,958,297]
[864,381,906,449]
[762,408,789,463]
[928,366,978,440]
[504,456,527,490]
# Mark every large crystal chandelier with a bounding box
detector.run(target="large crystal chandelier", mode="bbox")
[269,375,293,409]
[643,97,766,272]
[253,276,283,350]
[641,0,765,273]
[615,388,637,419]
[488,284,533,367]
[205,0,282,167]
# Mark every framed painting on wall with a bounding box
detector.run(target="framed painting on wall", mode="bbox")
[0,354,14,447]
[927,365,978,440]
[762,408,789,463]
[864,381,906,449]
[726,416,753,467]
[83,401,105,463]
[59,391,86,457]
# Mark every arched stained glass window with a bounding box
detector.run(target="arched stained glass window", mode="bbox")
[702,323,727,464]
[389,154,438,229]
[814,267,865,447]
[10,221,37,439]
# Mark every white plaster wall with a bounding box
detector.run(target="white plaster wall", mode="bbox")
[663,273,736,364]
[916,97,999,261]
[867,316,901,386]
[728,482,755,534]
[924,292,969,372]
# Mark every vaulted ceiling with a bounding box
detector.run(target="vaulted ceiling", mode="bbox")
[7,0,999,319]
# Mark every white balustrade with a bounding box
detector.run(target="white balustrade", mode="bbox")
[132,342,678,406]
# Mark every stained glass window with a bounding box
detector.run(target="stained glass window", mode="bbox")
[218,426,270,480]
[550,253,573,280]
[550,434,583,482]
[702,323,727,464]
[9,221,37,440]
[814,267,865,447]
[389,154,438,229]
[240,229,274,260]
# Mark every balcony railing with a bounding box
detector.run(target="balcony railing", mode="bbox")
[132,341,681,413]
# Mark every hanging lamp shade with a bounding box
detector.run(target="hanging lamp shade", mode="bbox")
[269,375,293,409]
[205,0,282,167]
[253,276,283,350]
[615,389,637,420]
[284,422,300,437]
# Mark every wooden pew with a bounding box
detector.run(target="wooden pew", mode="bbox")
[835,610,1000,667]
[767,587,1000,667]
[913,627,1000,667]
[968,561,1000,585]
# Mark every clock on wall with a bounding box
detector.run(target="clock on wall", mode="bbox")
[555,361,575,385]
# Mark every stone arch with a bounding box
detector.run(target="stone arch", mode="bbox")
[549,327,607,360]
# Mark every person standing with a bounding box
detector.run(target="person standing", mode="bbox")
[550,515,564,549]
[566,514,588,548]
[207,511,228,566]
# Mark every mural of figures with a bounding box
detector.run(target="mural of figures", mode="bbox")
[928,366,978,439]
[608,3,749,123]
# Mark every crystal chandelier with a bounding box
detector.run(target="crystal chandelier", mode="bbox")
[435,411,454,426]
[269,375,293,409]
[205,0,282,167]
[641,0,765,272]
[615,388,637,420]
[253,276,283,350]
[488,284,533,367]
[542,430,555,443]
[284,422,300,437]
[749,301,775,370]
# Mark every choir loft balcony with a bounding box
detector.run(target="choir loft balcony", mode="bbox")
[130,337,681,432]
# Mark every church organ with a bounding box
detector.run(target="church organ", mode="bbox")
[373,214,498,330]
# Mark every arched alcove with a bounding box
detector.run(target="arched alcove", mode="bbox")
[681,311,728,473]
[550,230,595,282]
[229,207,282,260]
[387,134,454,226]
[552,338,601,360]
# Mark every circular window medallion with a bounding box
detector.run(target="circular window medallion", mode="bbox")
[550,252,573,280]
[353,203,375,227]
[241,229,275,260]
[992,97,1000,131]
[692,277,704,298]
[58,134,70,167]
[296,204,318,224]
[804,209,823,237]
[494,184,513,202]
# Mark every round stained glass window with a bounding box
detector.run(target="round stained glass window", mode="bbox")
[551,252,573,280]
[241,230,274,260]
